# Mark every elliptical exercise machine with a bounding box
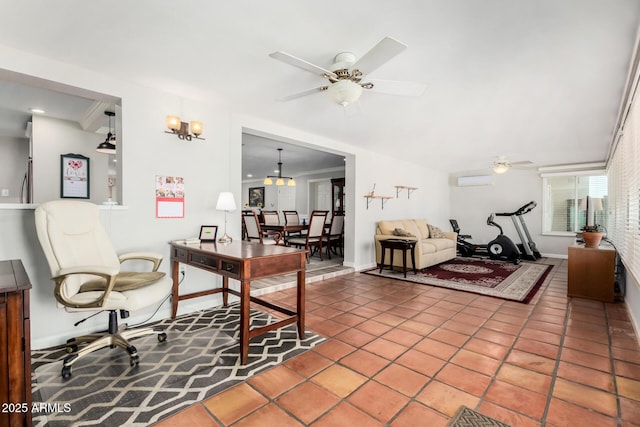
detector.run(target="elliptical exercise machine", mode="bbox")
[495,201,541,261]
[450,214,521,264]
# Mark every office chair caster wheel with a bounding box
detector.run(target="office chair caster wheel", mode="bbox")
[157,332,167,342]
[130,355,140,367]
[61,366,72,378]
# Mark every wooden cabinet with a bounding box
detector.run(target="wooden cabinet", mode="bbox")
[567,245,616,302]
[0,260,32,427]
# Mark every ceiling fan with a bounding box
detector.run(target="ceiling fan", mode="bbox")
[492,156,533,174]
[269,36,427,106]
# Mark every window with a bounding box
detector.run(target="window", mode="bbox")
[542,173,608,234]
[608,84,640,282]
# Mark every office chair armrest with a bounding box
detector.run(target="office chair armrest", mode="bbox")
[119,252,164,271]
[52,265,120,309]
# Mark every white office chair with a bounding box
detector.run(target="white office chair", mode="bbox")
[34,200,172,378]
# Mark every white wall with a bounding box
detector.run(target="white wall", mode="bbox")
[1,46,451,349]
[450,168,575,257]
[0,135,29,203]
[31,115,110,203]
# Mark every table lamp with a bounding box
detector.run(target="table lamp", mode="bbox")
[216,192,236,243]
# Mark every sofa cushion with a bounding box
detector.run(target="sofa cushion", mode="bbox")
[428,224,445,238]
[428,238,456,251]
[414,220,430,239]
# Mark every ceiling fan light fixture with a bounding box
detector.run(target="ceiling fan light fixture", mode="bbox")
[493,163,510,174]
[327,79,363,106]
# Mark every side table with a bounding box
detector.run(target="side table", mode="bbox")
[379,239,417,277]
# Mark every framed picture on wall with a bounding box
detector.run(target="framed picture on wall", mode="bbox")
[248,186,264,207]
[60,153,90,199]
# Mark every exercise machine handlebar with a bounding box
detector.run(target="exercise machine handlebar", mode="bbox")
[495,201,537,217]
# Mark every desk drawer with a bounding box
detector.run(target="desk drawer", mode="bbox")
[221,261,240,276]
[189,253,219,271]
[172,247,188,262]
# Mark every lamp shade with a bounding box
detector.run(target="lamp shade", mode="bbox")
[216,192,236,211]
[166,115,181,130]
[190,121,203,136]
[263,177,273,185]
[327,80,363,106]
[287,178,296,186]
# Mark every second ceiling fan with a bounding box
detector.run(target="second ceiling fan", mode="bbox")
[269,36,426,106]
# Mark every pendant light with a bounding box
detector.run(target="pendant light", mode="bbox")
[96,111,116,154]
[263,148,295,186]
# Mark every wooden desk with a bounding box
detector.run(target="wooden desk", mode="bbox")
[568,245,616,302]
[1,260,32,427]
[170,241,306,364]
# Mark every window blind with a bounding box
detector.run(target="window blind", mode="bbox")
[608,85,640,283]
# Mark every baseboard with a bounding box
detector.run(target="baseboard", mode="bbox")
[541,253,568,259]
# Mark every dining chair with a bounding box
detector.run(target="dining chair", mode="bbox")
[325,212,345,259]
[288,210,329,261]
[261,210,280,226]
[34,200,172,378]
[283,210,303,239]
[242,210,281,244]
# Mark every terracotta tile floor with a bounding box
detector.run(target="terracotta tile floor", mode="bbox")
[153,260,640,426]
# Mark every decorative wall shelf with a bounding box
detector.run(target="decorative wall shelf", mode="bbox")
[364,195,393,210]
[395,185,418,199]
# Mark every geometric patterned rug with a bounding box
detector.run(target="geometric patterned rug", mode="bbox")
[31,304,325,426]
[364,257,553,303]
[448,406,512,427]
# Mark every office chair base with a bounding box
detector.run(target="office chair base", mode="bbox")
[61,324,165,378]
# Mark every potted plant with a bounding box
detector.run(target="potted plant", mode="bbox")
[580,224,604,248]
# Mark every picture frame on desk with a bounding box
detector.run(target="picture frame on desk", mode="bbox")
[199,225,218,242]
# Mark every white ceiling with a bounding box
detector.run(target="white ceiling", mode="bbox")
[1,1,638,175]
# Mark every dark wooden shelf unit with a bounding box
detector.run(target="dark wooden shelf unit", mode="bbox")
[1,259,32,427]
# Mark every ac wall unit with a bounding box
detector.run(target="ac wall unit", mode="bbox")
[457,175,493,187]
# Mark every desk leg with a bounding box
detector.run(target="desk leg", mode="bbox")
[222,276,229,307]
[239,279,250,365]
[297,269,306,339]
[171,260,180,319]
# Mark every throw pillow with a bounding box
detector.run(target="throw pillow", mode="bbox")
[428,224,445,238]
[393,228,415,237]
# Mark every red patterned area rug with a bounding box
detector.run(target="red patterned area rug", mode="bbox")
[364,257,553,303]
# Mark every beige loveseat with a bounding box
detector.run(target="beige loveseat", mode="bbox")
[374,219,457,270]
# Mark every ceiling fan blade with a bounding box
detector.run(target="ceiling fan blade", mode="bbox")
[353,37,407,76]
[511,160,533,166]
[269,51,337,79]
[366,79,426,97]
[277,86,328,102]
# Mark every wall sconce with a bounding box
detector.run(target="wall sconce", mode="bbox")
[165,116,205,141]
